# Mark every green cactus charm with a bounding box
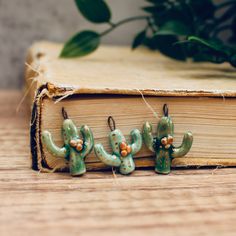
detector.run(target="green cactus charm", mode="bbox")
[94,116,142,175]
[42,108,94,176]
[143,104,193,175]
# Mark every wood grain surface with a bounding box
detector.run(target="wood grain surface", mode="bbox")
[0,91,236,236]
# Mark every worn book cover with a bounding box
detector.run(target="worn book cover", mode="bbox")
[25,41,236,172]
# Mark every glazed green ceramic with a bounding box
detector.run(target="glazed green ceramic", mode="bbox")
[94,128,142,175]
[42,111,94,176]
[143,105,193,175]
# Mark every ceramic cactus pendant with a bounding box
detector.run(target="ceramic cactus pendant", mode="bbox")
[42,108,94,176]
[143,104,193,175]
[94,116,142,175]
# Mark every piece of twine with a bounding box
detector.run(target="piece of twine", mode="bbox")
[16,62,43,113]
[54,90,75,104]
[136,88,159,119]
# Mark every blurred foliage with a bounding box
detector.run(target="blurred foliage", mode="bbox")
[60,0,236,68]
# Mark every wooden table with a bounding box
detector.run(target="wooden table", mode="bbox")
[1,91,236,236]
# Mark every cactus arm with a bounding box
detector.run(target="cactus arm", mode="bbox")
[42,131,68,158]
[80,125,94,158]
[130,129,142,155]
[142,122,155,152]
[94,144,121,167]
[171,132,193,158]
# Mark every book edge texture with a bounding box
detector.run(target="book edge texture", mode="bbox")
[30,85,236,172]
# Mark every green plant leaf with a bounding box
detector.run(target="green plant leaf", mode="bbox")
[187,36,228,54]
[229,16,236,44]
[151,35,187,61]
[75,0,111,23]
[145,0,166,4]
[142,5,167,14]
[60,31,100,58]
[155,20,192,36]
[61,0,236,68]
[189,0,215,20]
[178,35,236,67]
[193,53,227,64]
[217,5,236,23]
[148,3,194,28]
[230,54,236,67]
[132,30,146,49]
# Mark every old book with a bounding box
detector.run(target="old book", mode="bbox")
[25,41,236,172]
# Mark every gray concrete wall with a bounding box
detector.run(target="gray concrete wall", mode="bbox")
[0,0,145,88]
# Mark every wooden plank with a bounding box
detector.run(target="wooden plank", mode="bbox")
[0,91,236,236]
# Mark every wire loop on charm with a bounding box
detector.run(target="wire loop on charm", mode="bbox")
[108,116,116,131]
[163,104,169,117]
[62,107,69,120]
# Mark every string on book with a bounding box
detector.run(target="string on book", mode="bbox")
[219,92,226,102]
[38,163,68,174]
[54,90,75,104]
[108,116,116,131]
[112,167,117,179]
[16,62,43,113]
[111,167,121,186]
[62,107,69,120]
[136,88,159,119]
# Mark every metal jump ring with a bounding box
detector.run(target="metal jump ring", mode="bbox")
[62,107,69,120]
[107,116,116,131]
[163,104,169,117]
